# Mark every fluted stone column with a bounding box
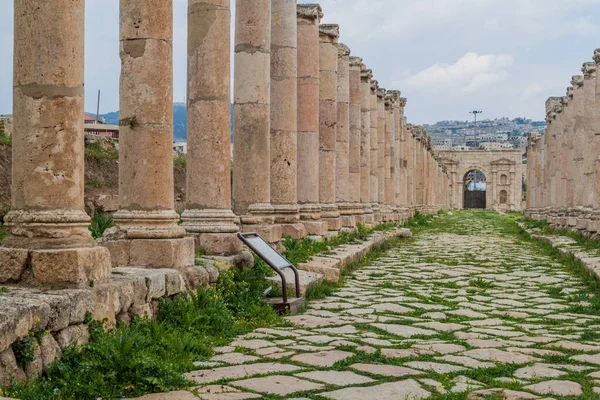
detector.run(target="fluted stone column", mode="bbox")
[296,4,328,236]
[233,0,282,243]
[182,0,241,256]
[1,0,111,286]
[360,69,375,225]
[570,77,585,226]
[398,99,409,219]
[388,91,401,220]
[335,43,355,229]
[270,0,306,239]
[370,80,380,220]
[319,24,342,231]
[109,0,194,269]
[564,84,577,224]
[349,56,365,223]
[377,88,387,219]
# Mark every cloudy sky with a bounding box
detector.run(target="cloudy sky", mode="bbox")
[0,0,599,124]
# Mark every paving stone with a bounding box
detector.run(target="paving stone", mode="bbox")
[523,380,583,396]
[381,348,434,358]
[193,385,263,400]
[230,375,324,396]
[185,363,301,384]
[513,364,567,379]
[415,322,467,332]
[467,388,540,399]
[372,303,413,314]
[371,323,438,338]
[350,363,423,377]
[462,349,539,364]
[436,355,495,369]
[229,339,274,349]
[295,370,375,386]
[211,353,260,365]
[571,353,600,365]
[405,361,467,373]
[320,379,431,400]
[291,350,353,367]
[126,391,198,400]
[413,343,466,354]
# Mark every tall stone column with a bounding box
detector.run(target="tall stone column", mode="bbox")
[398,99,409,218]
[592,49,600,232]
[233,0,282,243]
[1,0,111,286]
[182,0,241,256]
[335,43,355,229]
[270,0,306,239]
[388,91,401,220]
[370,80,381,221]
[360,69,375,225]
[377,88,387,219]
[348,56,365,223]
[383,93,394,221]
[581,62,597,231]
[319,24,342,231]
[296,4,328,235]
[570,77,585,226]
[109,0,194,269]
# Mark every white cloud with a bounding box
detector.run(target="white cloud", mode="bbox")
[405,52,514,93]
[522,83,543,99]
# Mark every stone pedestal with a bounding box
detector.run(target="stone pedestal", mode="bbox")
[1,0,111,287]
[109,0,194,269]
[182,0,241,256]
[319,24,341,231]
[232,0,281,243]
[296,4,328,236]
[271,0,306,239]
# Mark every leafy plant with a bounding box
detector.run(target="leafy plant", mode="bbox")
[173,154,187,166]
[84,141,118,160]
[88,211,114,239]
[86,178,104,188]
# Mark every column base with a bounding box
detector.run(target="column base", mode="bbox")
[102,237,195,269]
[301,221,329,236]
[323,217,342,231]
[181,208,242,256]
[240,224,282,244]
[362,213,375,225]
[340,215,356,228]
[190,232,243,256]
[0,246,111,288]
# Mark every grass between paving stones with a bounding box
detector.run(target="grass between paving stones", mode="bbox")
[1,263,285,400]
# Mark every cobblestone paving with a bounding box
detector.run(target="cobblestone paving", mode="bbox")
[146,212,600,399]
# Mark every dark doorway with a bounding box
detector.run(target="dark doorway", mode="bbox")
[463,170,486,209]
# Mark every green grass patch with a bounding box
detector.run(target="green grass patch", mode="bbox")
[88,211,114,239]
[174,154,187,166]
[84,142,118,160]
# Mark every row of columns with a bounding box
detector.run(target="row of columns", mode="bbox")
[1,0,451,287]
[526,48,600,234]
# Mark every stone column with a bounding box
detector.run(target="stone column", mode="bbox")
[581,62,597,231]
[296,4,328,236]
[348,56,365,223]
[182,0,241,256]
[109,0,194,269]
[1,0,111,286]
[398,99,409,219]
[384,93,394,221]
[335,43,355,229]
[370,80,380,221]
[388,91,401,220]
[570,77,585,226]
[360,69,375,225]
[377,88,387,219]
[233,0,282,243]
[319,24,342,231]
[270,0,306,239]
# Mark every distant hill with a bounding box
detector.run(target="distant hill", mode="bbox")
[90,103,235,142]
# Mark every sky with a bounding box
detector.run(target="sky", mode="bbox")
[0,0,599,125]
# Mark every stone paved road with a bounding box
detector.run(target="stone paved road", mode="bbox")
[145,212,600,399]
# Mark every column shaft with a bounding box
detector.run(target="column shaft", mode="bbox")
[377,88,386,216]
[348,57,364,223]
[369,80,380,219]
[360,69,374,224]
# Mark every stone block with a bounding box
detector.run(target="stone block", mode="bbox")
[242,224,282,244]
[30,246,111,287]
[193,232,243,256]
[267,268,323,296]
[325,217,342,231]
[111,268,149,306]
[40,334,61,372]
[302,220,329,236]
[0,248,29,283]
[0,296,52,353]
[0,347,25,386]
[157,268,185,296]
[340,215,356,228]
[102,240,131,268]
[24,344,42,380]
[130,237,195,269]
[55,324,90,349]
[130,303,153,319]
[17,291,73,332]
[182,266,210,289]
[280,223,308,239]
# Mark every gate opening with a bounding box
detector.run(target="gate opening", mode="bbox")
[464,170,486,209]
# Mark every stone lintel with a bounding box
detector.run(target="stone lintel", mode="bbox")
[297,3,323,21]
[319,24,339,39]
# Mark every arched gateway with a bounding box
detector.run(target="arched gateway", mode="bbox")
[438,150,523,211]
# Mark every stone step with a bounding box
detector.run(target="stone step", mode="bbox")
[266,268,323,296]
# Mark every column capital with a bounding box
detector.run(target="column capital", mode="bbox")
[545,97,563,122]
[594,48,600,64]
[361,68,373,81]
[571,75,584,88]
[319,23,339,39]
[387,90,401,105]
[297,3,323,21]
[567,86,573,100]
[349,56,362,68]
[399,97,407,108]
[384,94,393,110]
[337,42,351,57]
[370,79,379,92]
[582,61,597,79]
[376,88,386,99]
